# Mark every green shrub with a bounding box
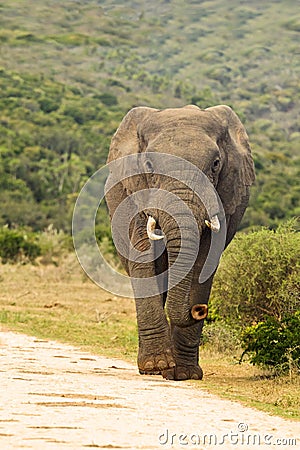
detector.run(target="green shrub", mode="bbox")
[37,226,72,264]
[95,222,112,242]
[211,219,300,326]
[0,227,41,263]
[209,219,300,370]
[95,222,119,263]
[96,93,118,107]
[241,312,300,373]
[283,17,300,32]
[38,96,61,113]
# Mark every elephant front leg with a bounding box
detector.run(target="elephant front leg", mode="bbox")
[135,295,175,375]
[129,215,175,375]
[162,322,204,380]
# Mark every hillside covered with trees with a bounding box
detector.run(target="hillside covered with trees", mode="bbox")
[0,0,299,231]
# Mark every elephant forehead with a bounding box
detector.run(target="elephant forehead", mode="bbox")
[141,117,224,149]
[146,130,219,158]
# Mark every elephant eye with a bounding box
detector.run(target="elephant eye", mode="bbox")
[212,158,220,173]
[144,159,154,173]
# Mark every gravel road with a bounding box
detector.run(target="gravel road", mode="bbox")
[0,330,298,450]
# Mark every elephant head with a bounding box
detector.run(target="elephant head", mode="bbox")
[106,105,255,327]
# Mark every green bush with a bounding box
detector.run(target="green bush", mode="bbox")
[209,219,300,370]
[0,227,41,263]
[37,226,72,264]
[241,312,300,373]
[96,93,118,107]
[95,222,119,263]
[211,219,300,325]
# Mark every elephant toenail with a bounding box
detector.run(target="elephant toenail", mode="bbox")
[177,371,188,380]
[157,359,168,370]
[144,361,154,370]
[191,373,200,380]
[163,368,175,380]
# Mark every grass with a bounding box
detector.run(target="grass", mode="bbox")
[196,352,300,421]
[0,258,299,421]
[0,256,138,360]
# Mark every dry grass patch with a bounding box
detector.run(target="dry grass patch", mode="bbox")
[0,257,137,360]
[199,351,300,420]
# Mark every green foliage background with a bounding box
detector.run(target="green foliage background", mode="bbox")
[0,0,299,231]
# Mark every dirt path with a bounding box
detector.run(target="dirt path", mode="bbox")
[0,331,298,450]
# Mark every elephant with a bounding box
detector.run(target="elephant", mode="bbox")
[105,104,255,380]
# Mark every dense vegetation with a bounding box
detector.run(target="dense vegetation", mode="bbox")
[241,312,300,373]
[211,221,300,324]
[208,220,300,372]
[0,0,299,231]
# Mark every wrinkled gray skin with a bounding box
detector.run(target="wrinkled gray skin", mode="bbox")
[105,105,255,380]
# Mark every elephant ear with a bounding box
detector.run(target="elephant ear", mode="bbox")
[107,106,158,194]
[206,105,255,216]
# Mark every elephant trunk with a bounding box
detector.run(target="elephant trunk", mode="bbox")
[157,209,204,328]
[191,303,208,320]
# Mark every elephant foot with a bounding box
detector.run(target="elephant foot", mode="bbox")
[162,365,203,381]
[138,348,175,375]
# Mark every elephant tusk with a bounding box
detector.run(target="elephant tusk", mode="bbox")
[205,215,220,233]
[147,216,164,241]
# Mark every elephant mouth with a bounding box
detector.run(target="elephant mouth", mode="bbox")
[146,214,220,240]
